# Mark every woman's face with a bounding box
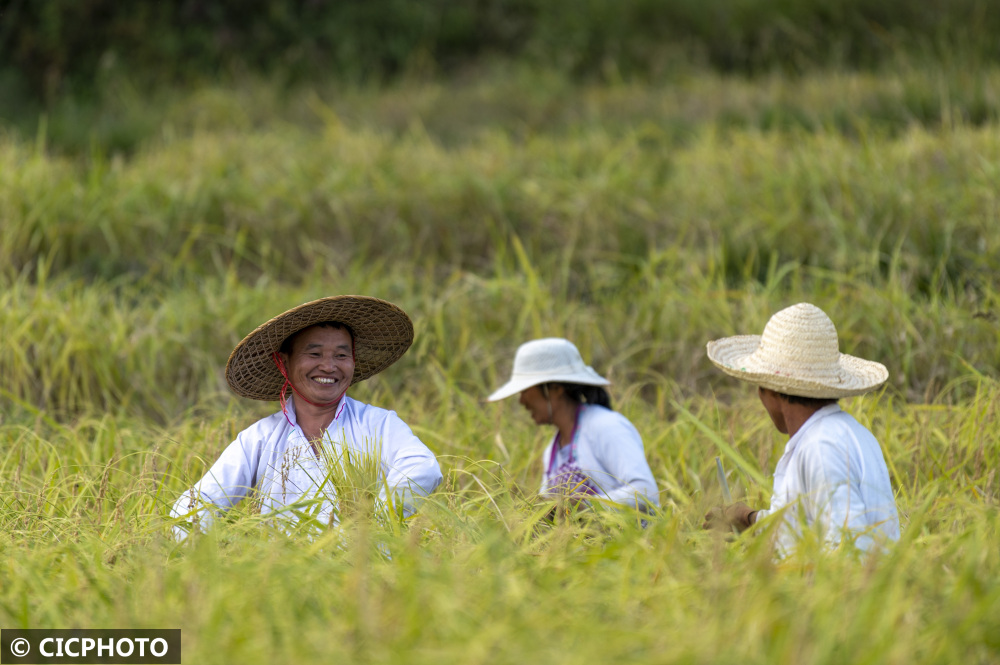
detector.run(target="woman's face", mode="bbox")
[518,385,552,425]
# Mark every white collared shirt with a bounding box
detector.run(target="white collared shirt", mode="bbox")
[539,404,660,509]
[757,404,900,554]
[170,396,442,539]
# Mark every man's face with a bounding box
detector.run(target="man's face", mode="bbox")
[280,325,355,406]
[758,386,788,434]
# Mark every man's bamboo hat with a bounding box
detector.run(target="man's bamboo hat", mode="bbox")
[706,303,888,399]
[225,295,414,401]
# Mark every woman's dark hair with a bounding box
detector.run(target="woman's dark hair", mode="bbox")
[279,321,354,354]
[547,382,612,410]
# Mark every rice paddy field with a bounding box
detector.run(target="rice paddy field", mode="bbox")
[1,58,999,664]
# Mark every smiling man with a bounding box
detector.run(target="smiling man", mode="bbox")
[170,296,442,539]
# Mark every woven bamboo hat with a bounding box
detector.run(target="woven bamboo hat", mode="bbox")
[226,295,414,401]
[706,303,888,399]
[487,338,609,402]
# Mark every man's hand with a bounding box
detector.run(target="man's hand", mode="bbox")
[703,502,757,532]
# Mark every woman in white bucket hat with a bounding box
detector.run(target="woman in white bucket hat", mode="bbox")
[488,338,659,512]
[703,303,900,554]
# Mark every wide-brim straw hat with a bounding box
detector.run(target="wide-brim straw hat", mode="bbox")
[706,302,888,399]
[488,337,609,402]
[226,295,414,401]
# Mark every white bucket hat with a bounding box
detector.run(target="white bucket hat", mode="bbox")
[487,338,610,402]
[706,303,888,399]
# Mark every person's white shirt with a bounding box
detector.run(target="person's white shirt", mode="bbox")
[170,396,442,539]
[757,404,900,554]
[539,404,659,510]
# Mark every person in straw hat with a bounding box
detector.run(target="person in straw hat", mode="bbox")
[170,295,442,539]
[703,302,900,553]
[487,338,659,512]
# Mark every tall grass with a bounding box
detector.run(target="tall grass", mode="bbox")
[1,382,998,663]
[1,65,998,663]
[1,104,998,415]
[6,58,1000,155]
[5,68,999,284]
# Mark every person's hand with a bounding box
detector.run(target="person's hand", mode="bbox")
[702,502,757,532]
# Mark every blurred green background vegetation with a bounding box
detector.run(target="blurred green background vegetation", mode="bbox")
[1,0,997,415]
[1,0,999,421]
[4,0,1000,96]
[3,0,1000,132]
